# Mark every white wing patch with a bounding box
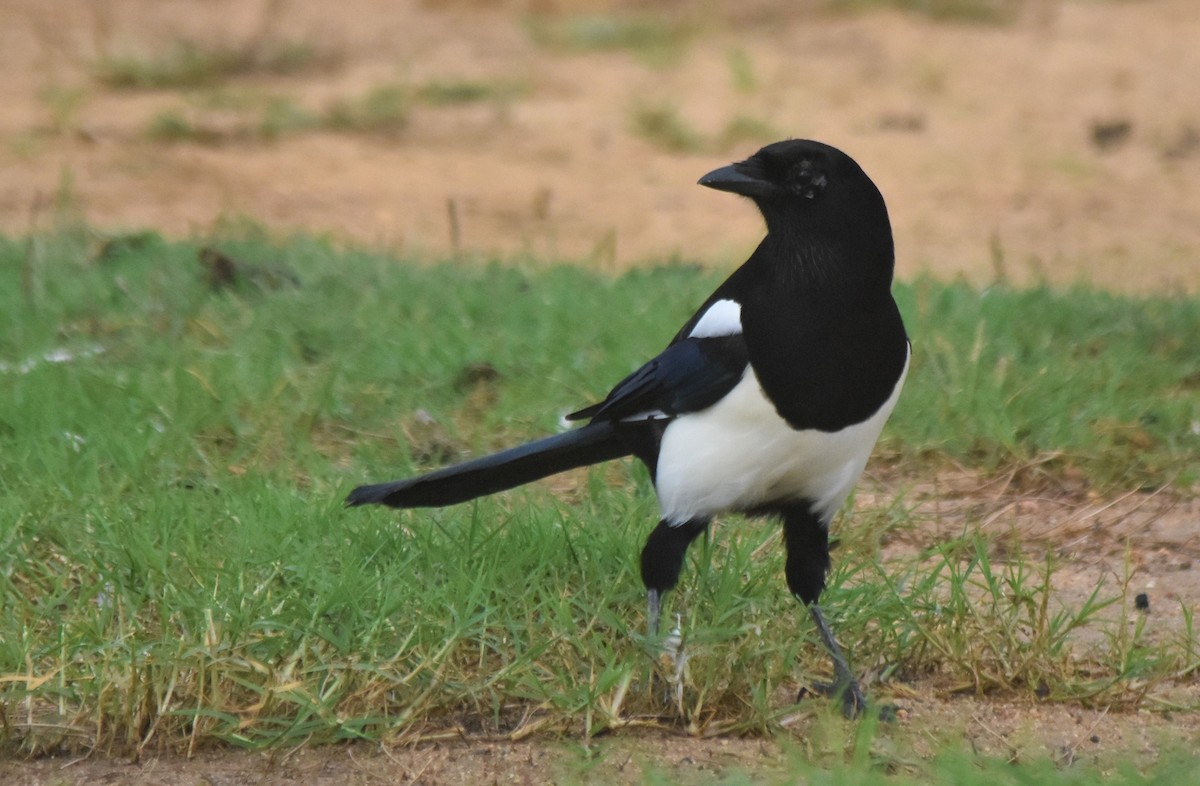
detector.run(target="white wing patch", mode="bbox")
[620,409,669,422]
[616,299,743,423]
[687,299,742,339]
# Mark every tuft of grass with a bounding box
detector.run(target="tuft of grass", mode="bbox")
[631,102,706,154]
[830,534,1182,703]
[96,42,231,89]
[726,47,759,94]
[823,0,1022,24]
[139,76,529,147]
[257,96,319,141]
[631,106,779,156]
[708,744,1199,786]
[416,79,528,107]
[145,85,413,145]
[146,108,208,143]
[90,0,341,91]
[889,277,1199,487]
[95,39,327,90]
[717,115,780,151]
[0,233,1195,755]
[323,84,412,136]
[526,14,693,67]
[37,84,90,137]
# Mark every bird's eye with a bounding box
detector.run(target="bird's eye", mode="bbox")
[803,174,828,199]
[788,159,828,199]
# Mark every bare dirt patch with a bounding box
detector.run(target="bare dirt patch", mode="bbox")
[1,0,1197,782]
[3,0,1199,292]
[3,693,1199,785]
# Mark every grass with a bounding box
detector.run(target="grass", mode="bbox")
[0,229,1197,756]
[891,280,1198,486]
[835,535,1186,702]
[526,14,693,67]
[726,47,759,95]
[147,85,411,144]
[823,0,1022,23]
[37,85,90,137]
[95,39,328,90]
[323,84,412,137]
[143,77,529,144]
[631,103,779,155]
[257,95,322,142]
[631,103,707,154]
[703,745,1199,786]
[416,79,528,107]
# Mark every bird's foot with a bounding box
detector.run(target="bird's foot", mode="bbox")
[799,677,866,719]
[803,604,896,720]
[798,679,895,721]
[640,613,687,712]
[656,614,688,711]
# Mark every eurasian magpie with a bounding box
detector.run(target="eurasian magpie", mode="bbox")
[348,139,910,717]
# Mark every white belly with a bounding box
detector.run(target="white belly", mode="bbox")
[655,351,908,525]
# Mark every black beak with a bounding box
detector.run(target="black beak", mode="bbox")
[698,162,777,198]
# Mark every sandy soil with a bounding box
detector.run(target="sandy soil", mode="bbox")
[2,696,1197,786]
[0,0,1197,782]
[2,0,1199,292]
[3,684,1199,785]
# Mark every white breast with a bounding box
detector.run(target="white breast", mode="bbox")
[654,347,909,526]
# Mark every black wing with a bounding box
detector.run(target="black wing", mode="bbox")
[566,333,749,423]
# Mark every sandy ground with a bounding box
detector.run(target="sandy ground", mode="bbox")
[2,0,1199,292]
[1,0,1197,782]
[3,680,1200,785]
[2,696,1197,786]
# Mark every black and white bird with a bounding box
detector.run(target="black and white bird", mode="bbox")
[348,139,910,716]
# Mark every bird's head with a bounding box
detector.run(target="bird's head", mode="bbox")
[698,139,890,250]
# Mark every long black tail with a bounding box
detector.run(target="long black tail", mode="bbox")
[346,421,630,508]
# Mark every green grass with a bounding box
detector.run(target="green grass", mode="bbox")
[146,108,227,145]
[144,85,411,144]
[631,104,778,155]
[95,39,327,90]
[631,103,707,154]
[147,86,412,145]
[0,230,1196,756]
[142,78,528,145]
[823,0,1021,23]
[323,84,412,137]
[890,280,1198,486]
[416,78,529,107]
[37,85,90,137]
[526,14,693,67]
[726,47,759,95]
[703,745,1198,786]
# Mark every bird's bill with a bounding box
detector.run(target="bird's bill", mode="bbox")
[697,162,777,198]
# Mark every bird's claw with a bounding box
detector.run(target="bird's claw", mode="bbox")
[799,679,894,721]
[640,612,687,712]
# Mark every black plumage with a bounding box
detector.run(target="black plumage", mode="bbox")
[348,139,910,716]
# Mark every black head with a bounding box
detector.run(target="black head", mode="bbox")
[698,139,891,251]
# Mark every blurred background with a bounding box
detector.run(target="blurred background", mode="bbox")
[2,0,1197,291]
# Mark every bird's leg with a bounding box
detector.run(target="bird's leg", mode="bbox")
[639,519,708,707]
[808,604,867,718]
[639,518,709,642]
[646,589,662,639]
[780,503,872,719]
